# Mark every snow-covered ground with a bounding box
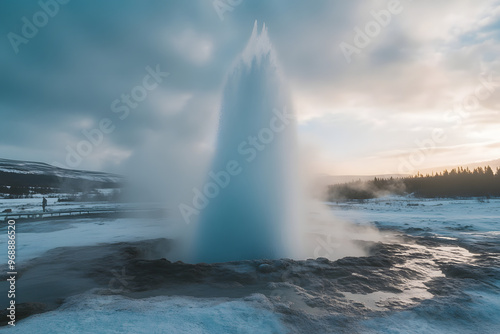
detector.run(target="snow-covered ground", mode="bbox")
[2,217,176,265]
[4,294,288,334]
[331,197,500,333]
[0,197,498,333]
[328,196,500,244]
[0,197,129,214]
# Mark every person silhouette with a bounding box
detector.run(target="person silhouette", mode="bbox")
[42,197,47,212]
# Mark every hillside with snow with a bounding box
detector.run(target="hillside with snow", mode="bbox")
[0,158,123,192]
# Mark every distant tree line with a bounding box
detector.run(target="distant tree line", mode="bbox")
[0,185,58,198]
[328,166,500,200]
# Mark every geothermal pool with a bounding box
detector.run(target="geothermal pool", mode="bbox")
[1,197,499,333]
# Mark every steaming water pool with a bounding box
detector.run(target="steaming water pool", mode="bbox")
[1,197,499,333]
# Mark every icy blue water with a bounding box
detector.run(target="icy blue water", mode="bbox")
[361,288,500,334]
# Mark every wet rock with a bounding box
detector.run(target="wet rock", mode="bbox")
[258,263,274,273]
[273,259,288,269]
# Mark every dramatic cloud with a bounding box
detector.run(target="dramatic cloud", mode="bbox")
[0,0,499,175]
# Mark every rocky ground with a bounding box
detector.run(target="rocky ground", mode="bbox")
[2,231,498,333]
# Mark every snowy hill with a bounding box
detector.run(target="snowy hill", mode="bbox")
[0,158,123,190]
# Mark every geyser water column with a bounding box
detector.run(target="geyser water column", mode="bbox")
[193,22,302,263]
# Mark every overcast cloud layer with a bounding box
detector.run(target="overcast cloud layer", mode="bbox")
[1,0,499,175]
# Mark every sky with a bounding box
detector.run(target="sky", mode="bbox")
[0,0,499,176]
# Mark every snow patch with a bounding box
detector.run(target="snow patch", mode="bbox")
[8,293,287,334]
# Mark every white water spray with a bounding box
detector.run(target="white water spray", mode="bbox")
[193,22,303,263]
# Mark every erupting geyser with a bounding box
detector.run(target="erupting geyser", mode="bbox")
[193,22,302,263]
